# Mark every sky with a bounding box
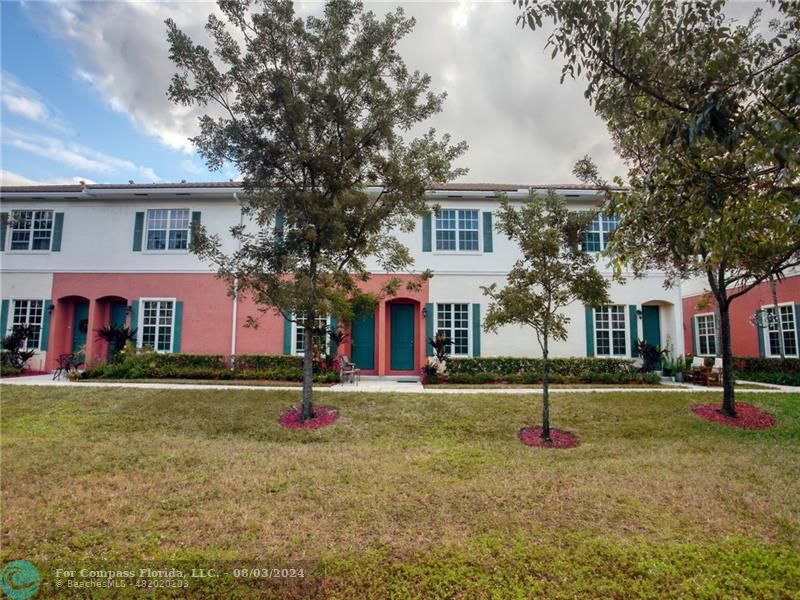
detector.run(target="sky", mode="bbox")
[0,0,768,187]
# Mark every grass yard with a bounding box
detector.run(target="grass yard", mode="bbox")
[1,386,799,598]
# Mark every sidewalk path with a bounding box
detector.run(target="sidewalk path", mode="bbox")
[2,374,798,394]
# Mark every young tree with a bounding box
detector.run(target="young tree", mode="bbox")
[516,0,800,416]
[482,191,609,443]
[166,0,466,420]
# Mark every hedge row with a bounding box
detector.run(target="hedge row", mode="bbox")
[445,357,637,376]
[428,371,660,385]
[84,352,335,383]
[732,357,800,373]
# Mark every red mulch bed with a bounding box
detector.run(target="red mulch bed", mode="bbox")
[278,406,339,430]
[518,426,580,449]
[691,403,775,430]
[0,370,49,378]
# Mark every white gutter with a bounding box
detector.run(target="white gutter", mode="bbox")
[230,192,244,363]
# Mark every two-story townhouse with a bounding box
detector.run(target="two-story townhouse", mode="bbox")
[0,182,684,375]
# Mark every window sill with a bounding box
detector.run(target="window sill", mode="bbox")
[5,250,52,255]
[140,250,191,255]
[432,251,483,256]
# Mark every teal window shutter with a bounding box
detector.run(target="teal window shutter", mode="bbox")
[129,300,140,344]
[472,303,481,357]
[482,212,493,252]
[585,306,595,356]
[714,312,722,356]
[0,212,7,251]
[629,305,639,357]
[172,301,183,353]
[0,300,9,337]
[329,316,338,356]
[283,312,292,355]
[275,210,285,234]
[51,213,64,251]
[425,303,434,356]
[40,300,53,350]
[755,310,765,358]
[422,214,432,252]
[132,212,145,251]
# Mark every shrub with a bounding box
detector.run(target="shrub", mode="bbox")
[446,357,636,377]
[1,366,22,377]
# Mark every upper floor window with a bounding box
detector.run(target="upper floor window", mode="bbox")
[436,209,479,252]
[9,210,53,251]
[139,299,175,352]
[295,315,329,355]
[582,212,617,252]
[694,313,717,356]
[146,209,190,251]
[763,303,798,357]
[9,299,44,350]
[436,303,470,356]
[595,305,627,356]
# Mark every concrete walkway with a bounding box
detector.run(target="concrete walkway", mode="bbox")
[2,373,798,394]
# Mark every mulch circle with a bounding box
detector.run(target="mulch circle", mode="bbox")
[691,403,775,430]
[278,406,339,430]
[518,426,580,449]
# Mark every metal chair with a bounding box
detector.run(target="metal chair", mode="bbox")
[52,352,84,380]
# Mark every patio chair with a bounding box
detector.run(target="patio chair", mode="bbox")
[52,352,84,381]
[707,357,723,386]
[339,355,360,385]
[688,356,706,384]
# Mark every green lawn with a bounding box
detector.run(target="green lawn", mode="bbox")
[1,386,799,598]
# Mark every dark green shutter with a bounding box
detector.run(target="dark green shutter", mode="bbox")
[0,212,8,251]
[329,316,338,356]
[425,303,434,356]
[51,213,64,251]
[172,301,183,353]
[482,212,493,252]
[275,210,285,234]
[283,312,292,355]
[585,306,595,356]
[129,300,139,344]
[629,305,639,357]
[40,300,52,350]
[755,310,765,358]
[472,303,481,357]
[422,213,432,252]
[132,212,145,251]
[690,316,697,355]
[0,300,9,337]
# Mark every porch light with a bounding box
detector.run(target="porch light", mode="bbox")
[48,304,55,315]
[126,304,133,315]
[421,306,428,318]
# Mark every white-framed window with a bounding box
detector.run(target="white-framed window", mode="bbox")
[436,303,470,356]
[694,313,717,356]
[8,299,44,350]
[294,315,330,355]
[763,303,798,357]
[9,210,53,251]
[595,305,627,356]
[138,299,175,352]
[145,209,190,251]
[435,209,480,252]
[582,212,617,252]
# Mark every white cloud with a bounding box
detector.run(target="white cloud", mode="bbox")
[0,169,96,186]
[0,71,70,132]
[3,129,159,182]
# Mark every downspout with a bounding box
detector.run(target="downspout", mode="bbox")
[230,192,244,366]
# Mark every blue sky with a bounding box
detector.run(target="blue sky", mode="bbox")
[1,1,771,188]
[1,1,221,185]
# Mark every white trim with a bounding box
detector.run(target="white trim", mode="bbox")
[432,301,472,357]
[433,208,482,254]
[136,297,177,353]
[144,208,191,252]
[693,312,718,357]
[760,301,799,358]
[7,298,46,350]
[593,304,629,357]
[291,314,331,356]
[6,208,55,253]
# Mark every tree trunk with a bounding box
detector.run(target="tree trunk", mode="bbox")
[719,301,736,417]
[541,335,552,443]
[301,310,315,421]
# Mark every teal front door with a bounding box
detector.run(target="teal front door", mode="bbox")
[390,304,415,371]
[641,305,662,368]
[72,301,90,353]
[351,311,375,370]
